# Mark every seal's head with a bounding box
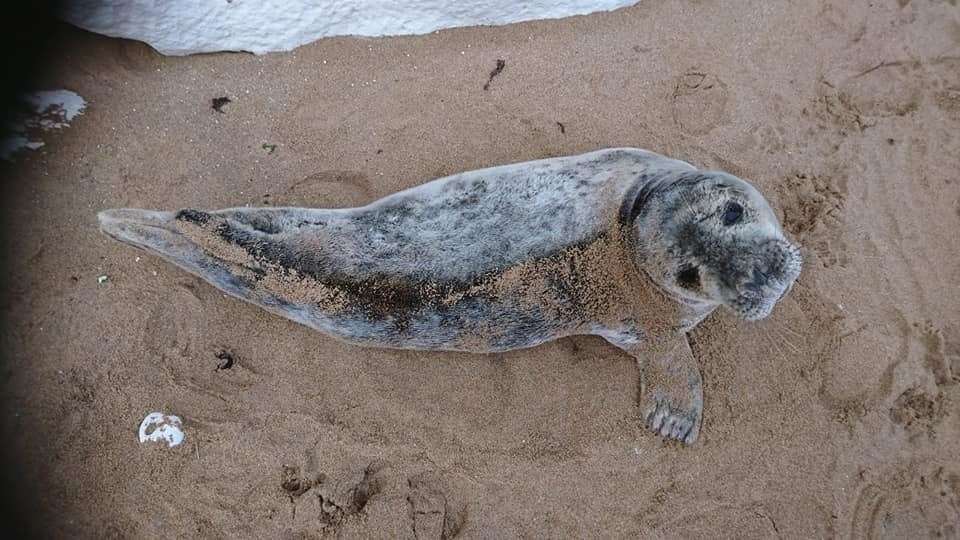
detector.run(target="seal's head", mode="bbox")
[628,170,802,321]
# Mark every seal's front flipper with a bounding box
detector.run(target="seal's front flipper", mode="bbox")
[600,330,703,445]
[637,338,703,445]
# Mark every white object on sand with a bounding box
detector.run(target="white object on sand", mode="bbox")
[22,90,87,129]
[138,412,186,448]
[0,90,87,161]
[60,0,638,56]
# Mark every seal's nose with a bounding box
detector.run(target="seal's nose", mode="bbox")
[744,267,770,292]
[758,238,801,279]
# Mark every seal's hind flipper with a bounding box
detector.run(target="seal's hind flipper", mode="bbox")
[98,208,259,301]
[98,207,338,330]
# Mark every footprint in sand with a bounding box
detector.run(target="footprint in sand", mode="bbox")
[750,124,788,155]
[775,172,848,268]
[407,472,467,540]
[839,61,923,119]
[142,284,249,401]
[671,71,729,135]
[885,319,957,441]
[811,79,871,134]
[269,170,373,209]
[914,320,960,387]
[888,387,946,441]
[934,86,960,119]
[142,284,206,361]
[815,56,960,134]
[812,60,921,134]
[927,56,960,119]
[850,466,960,539]
[281,454,386,535]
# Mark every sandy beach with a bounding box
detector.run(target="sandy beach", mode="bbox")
[0,1,958,537]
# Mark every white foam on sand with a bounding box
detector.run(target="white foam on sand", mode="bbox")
[24,90,87,128]
[0,90,86,160]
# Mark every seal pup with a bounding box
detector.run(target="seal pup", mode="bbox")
[98,148,801,445]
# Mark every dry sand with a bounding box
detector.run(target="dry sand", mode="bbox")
[1,1,959,537]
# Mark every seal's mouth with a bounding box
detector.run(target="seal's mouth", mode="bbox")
[728,240,802,321]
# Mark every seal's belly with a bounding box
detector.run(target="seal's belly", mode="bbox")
[310,292,577,353]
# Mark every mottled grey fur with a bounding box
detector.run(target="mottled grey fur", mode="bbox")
[98,148,801,445]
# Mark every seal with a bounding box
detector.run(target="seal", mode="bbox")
[98,148,801,444]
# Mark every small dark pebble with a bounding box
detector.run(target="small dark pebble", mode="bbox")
[281,465,312,496]
[215,350,235,370]
[211,96,231,113]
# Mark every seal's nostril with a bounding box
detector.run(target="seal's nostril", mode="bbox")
[746,267,770,292]
[676,265,700,290]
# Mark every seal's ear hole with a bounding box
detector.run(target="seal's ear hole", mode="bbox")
[722,202,743,226]
[676,265,700,290]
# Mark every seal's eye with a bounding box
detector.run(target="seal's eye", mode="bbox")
[676,265,700,290]
[722,202,743,226]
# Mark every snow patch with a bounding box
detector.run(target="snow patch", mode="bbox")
[61,0,637,56]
